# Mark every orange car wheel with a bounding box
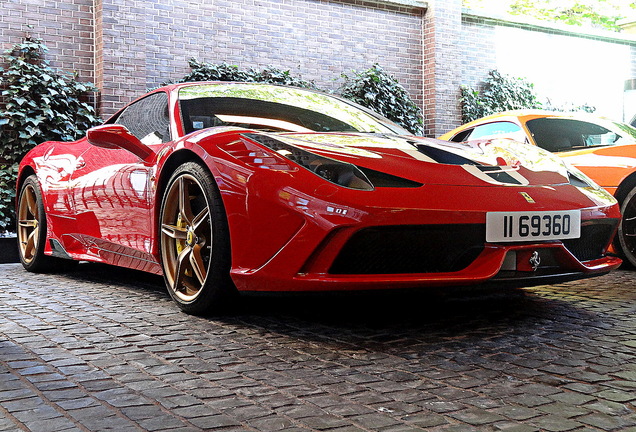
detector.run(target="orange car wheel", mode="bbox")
[617,187,636,267]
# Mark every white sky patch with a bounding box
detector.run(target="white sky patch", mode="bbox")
[494,26,632,120]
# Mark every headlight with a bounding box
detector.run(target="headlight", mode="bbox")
[222,133,422,190]
[242,133,374,190]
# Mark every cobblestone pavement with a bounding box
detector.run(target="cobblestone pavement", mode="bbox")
[0,262,635,432]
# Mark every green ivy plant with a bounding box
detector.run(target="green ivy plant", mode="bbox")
[0,36,99,233]
[178,59,317,89]
[0,165,18,232]
[459,70,542,123]
[339,64,423,135]
[460,69,596,123]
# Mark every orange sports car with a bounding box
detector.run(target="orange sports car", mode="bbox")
[440,110,636,266]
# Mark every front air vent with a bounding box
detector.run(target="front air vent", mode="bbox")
[563,219,619,262]
[330,224,485,274]
[358,167,422,188]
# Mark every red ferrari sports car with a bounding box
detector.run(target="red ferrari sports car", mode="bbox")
[17,83,621,313]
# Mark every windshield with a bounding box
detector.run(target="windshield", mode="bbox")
[178,83,408,135]
[526,117,636,152]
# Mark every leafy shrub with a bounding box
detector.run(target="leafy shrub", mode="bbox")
[178,59,317,89]
[339,64,423,135]
[460,70,542,123]
[0,165,18,232]
[0,36,99,233]
[460,69,597,123]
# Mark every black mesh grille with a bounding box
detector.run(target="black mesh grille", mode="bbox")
[329,224,486,275]
[563,219,618,262]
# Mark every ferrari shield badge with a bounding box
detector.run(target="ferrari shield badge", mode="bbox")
[520,192,535,203]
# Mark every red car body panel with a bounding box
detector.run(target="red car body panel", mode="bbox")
[18,84,622,293]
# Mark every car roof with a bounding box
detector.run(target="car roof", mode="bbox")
[465,109,619,126]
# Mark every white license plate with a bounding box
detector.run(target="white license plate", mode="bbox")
[486,210,581,242]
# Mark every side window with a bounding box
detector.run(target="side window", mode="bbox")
[451,122,526,143]
[115,92,170,145]
[526,118,624,152]
[468,122,526,142]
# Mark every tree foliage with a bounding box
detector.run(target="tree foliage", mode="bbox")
[463,0,636,32]
[510,0,635,31]
[0,36,99,232]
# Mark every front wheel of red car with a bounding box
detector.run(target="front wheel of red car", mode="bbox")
[17,175,77,273]
[617,186,636,267]
[159,162,236,314]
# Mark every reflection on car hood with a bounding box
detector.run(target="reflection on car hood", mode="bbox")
[270,132,572,187]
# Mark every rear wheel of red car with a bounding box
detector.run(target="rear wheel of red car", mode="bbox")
[17,175,76,272]
[159,162,235,314]
[617,186,636,267]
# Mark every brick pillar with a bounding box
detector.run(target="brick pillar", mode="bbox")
[422,0,463,137]
[94,0,147,118]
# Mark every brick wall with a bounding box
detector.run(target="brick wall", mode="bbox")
[459,14,497,90]
[0,0,94,82]
[95,0,149,115]
[422,0,462,137]
[4,1,636,137]
[0,0,425,122]
[97,0,425,118]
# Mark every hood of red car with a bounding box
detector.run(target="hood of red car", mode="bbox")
[271,132,573,187]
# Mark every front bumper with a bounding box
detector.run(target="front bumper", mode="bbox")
[230,218,621,292]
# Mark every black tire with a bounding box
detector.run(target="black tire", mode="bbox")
[617,186,636,267]
[17,175,77,272]
[159,162,236,314]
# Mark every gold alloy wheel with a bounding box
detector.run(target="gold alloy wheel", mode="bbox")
[160,174,212,302]
[17,183,41,264]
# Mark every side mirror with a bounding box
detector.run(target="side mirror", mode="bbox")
[87,124,154,161]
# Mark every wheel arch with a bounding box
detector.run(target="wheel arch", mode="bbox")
[155,149,206,201]
[614,171,636,204]
[155,149,206,231]
[153,148,231,253]
[15,165,40,227]
[610,171,636,267]
[16,165,36,204]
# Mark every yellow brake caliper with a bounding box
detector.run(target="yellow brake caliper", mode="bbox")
[175,214,193,277]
